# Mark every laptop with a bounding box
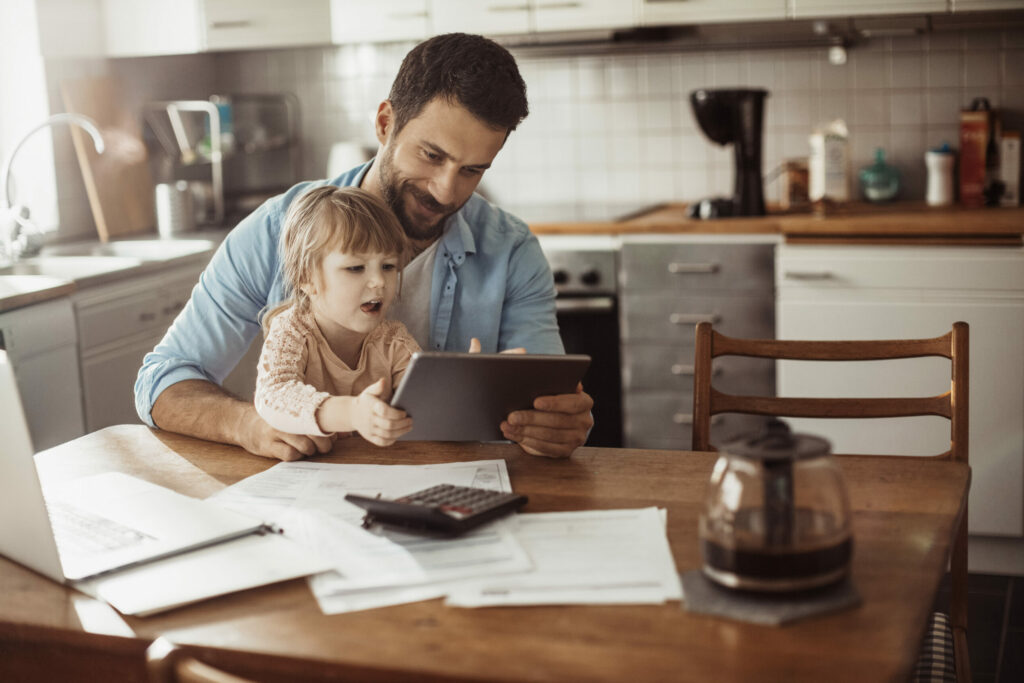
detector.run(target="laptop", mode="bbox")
[0,350,328,615]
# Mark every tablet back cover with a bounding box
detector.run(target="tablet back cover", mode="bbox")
[391,353,591,441]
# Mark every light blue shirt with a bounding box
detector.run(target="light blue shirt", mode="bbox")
[135,161,563,426]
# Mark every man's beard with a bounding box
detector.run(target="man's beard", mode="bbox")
[378,146,459,244]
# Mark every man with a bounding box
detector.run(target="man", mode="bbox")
[136,33,594,461]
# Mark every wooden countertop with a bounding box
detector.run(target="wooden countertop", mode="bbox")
[530,202,1024,245]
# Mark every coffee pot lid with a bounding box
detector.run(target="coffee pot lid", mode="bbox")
[721,419,831,462]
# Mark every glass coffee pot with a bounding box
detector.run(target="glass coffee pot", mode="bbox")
[700,420,853,592]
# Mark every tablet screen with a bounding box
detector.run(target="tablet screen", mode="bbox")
[390,352,591,441]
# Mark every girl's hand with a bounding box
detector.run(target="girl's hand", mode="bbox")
[351,379,413,446]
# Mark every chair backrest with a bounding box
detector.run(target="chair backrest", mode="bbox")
[691,321,971,683]
[691,321,969,464]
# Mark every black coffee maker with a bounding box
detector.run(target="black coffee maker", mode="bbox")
[688,88,769,219]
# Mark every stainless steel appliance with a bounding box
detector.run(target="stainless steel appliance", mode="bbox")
[537,235,622,447]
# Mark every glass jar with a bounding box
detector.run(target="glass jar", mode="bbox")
[699,420,853,592]
[859,147,900,202]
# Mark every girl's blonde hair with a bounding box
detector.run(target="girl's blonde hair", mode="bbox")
[262,186,410,331]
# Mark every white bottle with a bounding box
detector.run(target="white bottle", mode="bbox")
[925,144,955,207]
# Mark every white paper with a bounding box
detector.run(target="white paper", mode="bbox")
[75,532,332,616]
[210,460,533,614]
[445,507,682,607]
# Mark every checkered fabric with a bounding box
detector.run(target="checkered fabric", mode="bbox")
[911,611,957,683]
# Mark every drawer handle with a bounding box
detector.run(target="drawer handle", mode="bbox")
[536,1,583,9]
[671,364,723,377]
[210,20,254,29]
[672,414,725,426]
[783,270,834,281]
[488,4,530,11]
[138,312,156,323]
[668,261,719,274]
[669,313,720,325]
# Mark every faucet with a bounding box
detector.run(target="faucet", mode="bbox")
[0,113,105,264]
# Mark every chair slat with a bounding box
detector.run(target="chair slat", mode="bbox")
[713,332,954,361]
[710,389,954,420]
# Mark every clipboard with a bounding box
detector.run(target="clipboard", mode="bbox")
[390,352,591,442]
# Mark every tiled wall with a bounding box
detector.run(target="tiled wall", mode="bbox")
[46,27,1024,237]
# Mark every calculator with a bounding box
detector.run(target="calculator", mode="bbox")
[344,484,528,537]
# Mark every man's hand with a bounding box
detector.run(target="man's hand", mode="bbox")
[468,337,525,354]
[350,379,413,446]
[238,405,334,462]
[500,383,594,458]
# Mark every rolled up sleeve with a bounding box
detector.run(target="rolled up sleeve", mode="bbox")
[134,204,281,426]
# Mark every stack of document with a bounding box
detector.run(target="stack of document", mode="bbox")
[211,459,682,614]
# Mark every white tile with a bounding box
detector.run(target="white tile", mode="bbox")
[1004,50,1024,86]
[607,57,640,99]
[609,135,641,167]
[576,133,610,167]
[638,169,677,202]
[817,91,850,125]
[642,99,675,133]
[642,54,678,97]
[578,170,610,202]
[925,88,964,126]
[677,54,708,91]
[574,58,607,100]
[607,169,643,202]
[849,126,891,174]
[677,168,712,201]
[965,30,1003,51]
[890,90,924,127]
[887,126,926,168]
[678,132,710,168]
[610,100,642,133]
[712,52,747,88]
[747,54,779,90]
[853,51,892,89]
[819,60,852,91]
[927,32,964,51]
[927,51,962,88]
[780,131,810,159]
[963,88,999,108]
[891,52,924,89]
[544,135,578,169]
[963,51,1001,88]
[781,93,814,128]
[534,62,574,102]
[781,51,817,91]
[577,101,611,133]
[924,125,960,152]
[851,90,889,126]
[642,134,676,168]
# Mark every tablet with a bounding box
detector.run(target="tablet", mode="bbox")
[390,352,591,442]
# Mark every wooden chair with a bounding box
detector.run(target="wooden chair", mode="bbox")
[691,321,970,683]
[147,637,254,683]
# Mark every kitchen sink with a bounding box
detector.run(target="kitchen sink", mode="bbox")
[0,256,142,279]
[41,238,216,261]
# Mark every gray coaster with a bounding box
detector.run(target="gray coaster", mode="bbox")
[681,570,862,626]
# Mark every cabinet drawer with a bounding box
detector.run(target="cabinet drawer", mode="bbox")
[621,292,774,343]
[204,0,330,50]
[621,243,774,292]
[623,391,768,450]
[77,289,164,350]
[777,245,1024,292]
[0,298,77,359]
[622,344,774,394]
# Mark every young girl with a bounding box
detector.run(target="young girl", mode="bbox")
[255,186,420,448]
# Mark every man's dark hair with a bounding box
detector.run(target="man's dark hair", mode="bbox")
[388,33,528,137]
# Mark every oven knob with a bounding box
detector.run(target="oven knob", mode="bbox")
[552,269,569,285]
[580,269,601,286]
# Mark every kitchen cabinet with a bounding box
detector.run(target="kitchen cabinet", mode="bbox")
[788,1,948,19]
[72,263,204,432]
[618,236,776,450]
[641,0,787,26]
[432,0,635,37]
[331,0,430,44]
[953,1,1024,11]
[776,244,1024,538]
[0,297,84,450]
[102,0,331,57]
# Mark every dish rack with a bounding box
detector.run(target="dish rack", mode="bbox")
[142,93,300,225]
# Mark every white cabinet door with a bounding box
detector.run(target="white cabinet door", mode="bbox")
[103,0,204,57]
[953,1,1024,11]
[331,0,431,44]
[641,0,787,25]
[432,0,533,36]
[203,0,331,51]
[776,245,1024,538]
[0,298,84,450]
[80,332,165,431]
[533,0,637,32]
[788,1,948,18]
[103,0,330,56]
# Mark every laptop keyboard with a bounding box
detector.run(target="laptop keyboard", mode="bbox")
[47,500,154,557]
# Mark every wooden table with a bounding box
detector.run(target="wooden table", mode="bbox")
[0,426,969,683]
